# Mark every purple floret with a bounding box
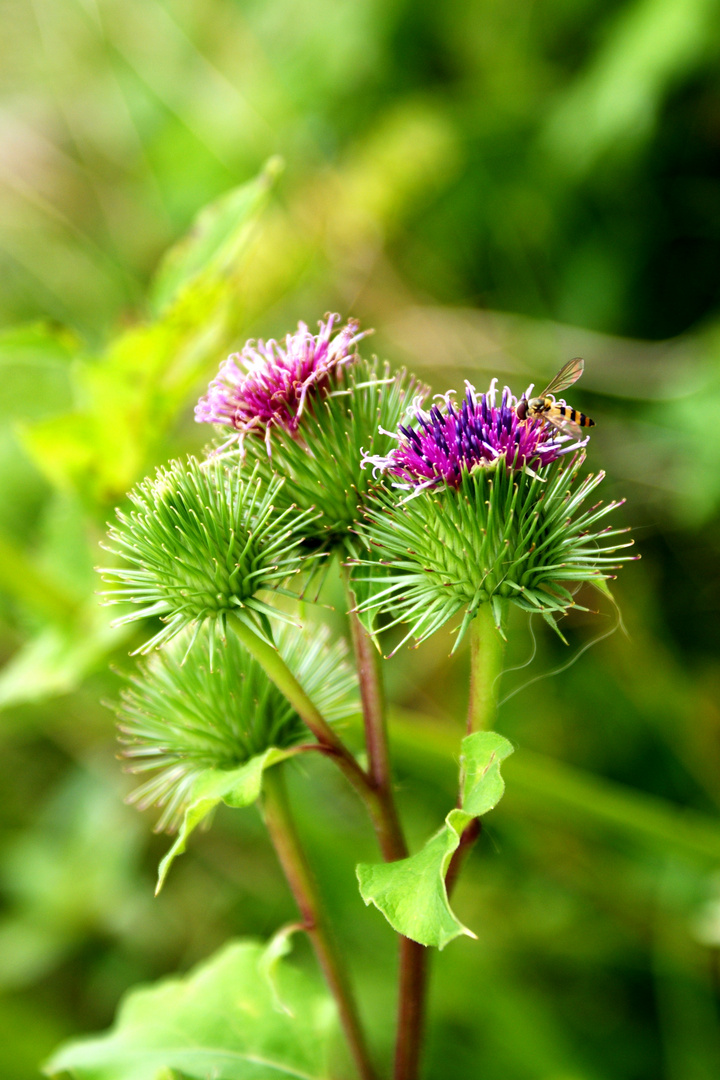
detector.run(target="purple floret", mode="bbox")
[195,314,366,453]
[363,379,588,490]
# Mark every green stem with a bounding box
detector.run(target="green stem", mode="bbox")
[449,604,507,910]
[228,613,391,845]
[262,767,378,1080]
[466,603,506,735]
[229,613,341,747]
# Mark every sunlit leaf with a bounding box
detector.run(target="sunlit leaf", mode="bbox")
[20,161,280,507]
[0,323,77,422]
[0,529,78,627]
[43,938,334,1080]
[357,731,514,948]
[150,157,283,315]
[0,607,129,711]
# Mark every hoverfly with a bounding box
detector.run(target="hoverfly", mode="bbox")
[515,357,595,439]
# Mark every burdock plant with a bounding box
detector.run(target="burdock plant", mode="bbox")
[47,316,635,1080]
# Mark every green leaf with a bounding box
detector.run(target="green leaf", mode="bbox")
[357,731,514,948]
[459,730,513,814]
[0,609,129,710]
[0,530,79,627]
[258,924,306,1016]
[43,938,334,1080]
[21,161,280,507]
[0,323,77,422]
[156,748,295,894]
[149,157,283,314]
[0,766,144,990]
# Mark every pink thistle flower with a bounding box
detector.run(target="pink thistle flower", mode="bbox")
[195,314,367,453]
[363,379,588,491]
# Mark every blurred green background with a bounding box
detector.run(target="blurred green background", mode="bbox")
[2,0,720,1077]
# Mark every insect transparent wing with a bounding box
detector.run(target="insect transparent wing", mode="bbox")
[542,410,584,440]
[541,357,584,398]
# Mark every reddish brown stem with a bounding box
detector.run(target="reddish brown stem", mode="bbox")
[445,818,482,898]
[347,607,406,860]
[229,613,396,848]
[395,939,428,1080]
[345,601,428,1080]
[262,767,378,1080]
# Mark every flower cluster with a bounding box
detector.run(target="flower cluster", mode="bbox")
[195,314,366,452]
[363,380,586,491]
[186,326,628,654]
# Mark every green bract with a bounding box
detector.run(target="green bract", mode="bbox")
[100,458,317,653]
[240,358,426,551]
[115,621,359,831]
[356,453,633,652]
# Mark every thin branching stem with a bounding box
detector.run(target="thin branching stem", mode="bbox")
[345,602,406,858]
[343,579,428,1080]
[262,767,378,1080]
[347,608,392,793]
[232,608,429,1079]
[447,603,507,904]
[228,613,394,858]
[445,818,482,899]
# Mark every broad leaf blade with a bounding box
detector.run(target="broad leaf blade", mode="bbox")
[149,157,283,315]
[0,322,77,422]
[21,161,280,507]
[156,747,295,893]
[356,827,474,949]
[44,939,334,1080]
[460,730,514,815]
[357,731,514,948]
[0,614,128,710]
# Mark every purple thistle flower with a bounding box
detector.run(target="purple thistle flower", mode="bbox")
[195,314,367,453]
[363,379,588,491]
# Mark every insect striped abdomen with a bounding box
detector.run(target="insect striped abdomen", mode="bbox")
[557,405,595,427]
